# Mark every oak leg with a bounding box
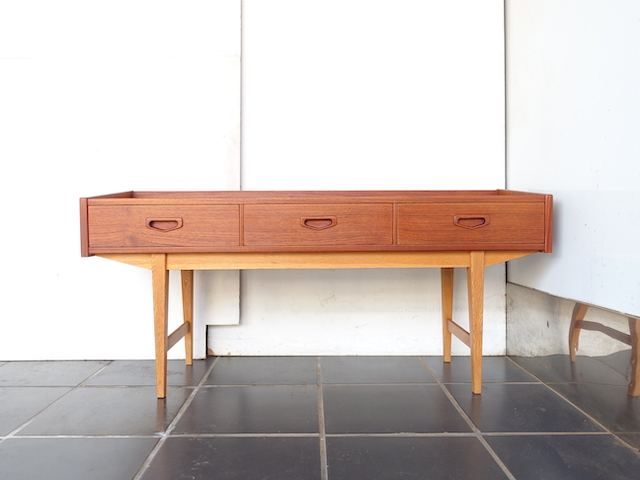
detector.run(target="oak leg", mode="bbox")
[441,268,454,363]
[467,251,485,394]
[569,303,589,362]
[152,254,169,399]
[628,317,640,396]
[181,270,194,366]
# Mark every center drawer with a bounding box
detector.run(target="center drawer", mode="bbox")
[243,204,393,246]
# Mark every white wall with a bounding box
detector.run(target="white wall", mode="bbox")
[506,0,640,318]
[0,1,240,360]
[209,0,508,356]
[0,1,508,361]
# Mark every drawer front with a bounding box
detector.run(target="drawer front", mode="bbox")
[88,205,240,249]
[397,203,546,246]
[244,204,393,246]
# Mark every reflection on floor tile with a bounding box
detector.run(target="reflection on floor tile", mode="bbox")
[321,356,436,384]
[511,355,629,386]
[549,382,640,433]
[323,384,471,434]
[140,437,321,480]
[17,386,192,436]
[205,356,317,385]
[486,434,640,480]
[424,356,539,384]
[85,359,212,386]
[0,361,109,387]
[327,436,509,480]
[173,385,319,434]
[0,387,71,435]
[447,383,604,433]
[0,437,158,480]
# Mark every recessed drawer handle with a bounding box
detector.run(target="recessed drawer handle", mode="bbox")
[453,216,490,229]
[300,216,337,230]
[146,217,184,232]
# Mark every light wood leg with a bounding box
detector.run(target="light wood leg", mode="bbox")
[467,251,485,394]
[181,270,194,365]
[441,268,454,363]
[569,303,589,362]
[628,317,640,396]
[152,253,169,399]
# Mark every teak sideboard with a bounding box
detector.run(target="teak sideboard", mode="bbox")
[80,190,553,398]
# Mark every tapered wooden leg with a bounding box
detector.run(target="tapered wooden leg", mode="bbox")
[569,303,589,362]
[441,268,454,363]
[628,317,640,396]
[181,270,194,366]
[467,251,485,395]
[152,254,169,399]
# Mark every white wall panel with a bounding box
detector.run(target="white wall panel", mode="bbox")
[0,1,241,360]
[209,0,507,356]
[506,0,640,317]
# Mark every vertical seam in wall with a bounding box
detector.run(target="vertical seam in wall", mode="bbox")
[239,0,244,191]
[503,0,508,191]
[503,1,509,352]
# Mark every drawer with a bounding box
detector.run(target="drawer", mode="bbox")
[397,203,546,246]
[243,204,393,246]
[88,205,240,249]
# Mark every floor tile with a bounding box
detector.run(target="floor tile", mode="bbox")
[172,385,319,434]
[141,436,321,480]
[0,361,109,387]
[424,356,539,383]
[320,356,436,384]
[0,387,71,435]
[511,355,630,386]
[326,436,509,480]
[17,386,191,436]
[323,384,471,434]
[548,382,640,433]
[84,359,212,386]
[447,383,604,433]
[205,356,317,385]
[486,434,640,480]
[0,437,158,480]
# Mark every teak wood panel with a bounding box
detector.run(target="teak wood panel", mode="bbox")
[87,205,240,249]
[243,204,393,246]
[397,202,546,247]
[81,191,553,255]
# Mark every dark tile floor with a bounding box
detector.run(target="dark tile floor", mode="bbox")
[1,355,639,479]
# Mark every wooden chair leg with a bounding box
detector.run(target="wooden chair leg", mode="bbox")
[441,268,454,363]
[181,270,194,366]
[467,251,485,395]
[628,316,640,396]
[152,254,169,399]
[569,303,589,362]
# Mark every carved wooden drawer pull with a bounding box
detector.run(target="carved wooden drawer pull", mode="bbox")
[453,216,490,229]
[300,216,338,230]
[146,218,184,232]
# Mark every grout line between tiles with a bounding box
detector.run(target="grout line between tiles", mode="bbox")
[316,357,329,480]
[167,433,321,438]
[0,361,115,446]
[418,357,518,480]
[505,356,640,458]
[131,357,220,480]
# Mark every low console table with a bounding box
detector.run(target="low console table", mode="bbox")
[80,190,553,398]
